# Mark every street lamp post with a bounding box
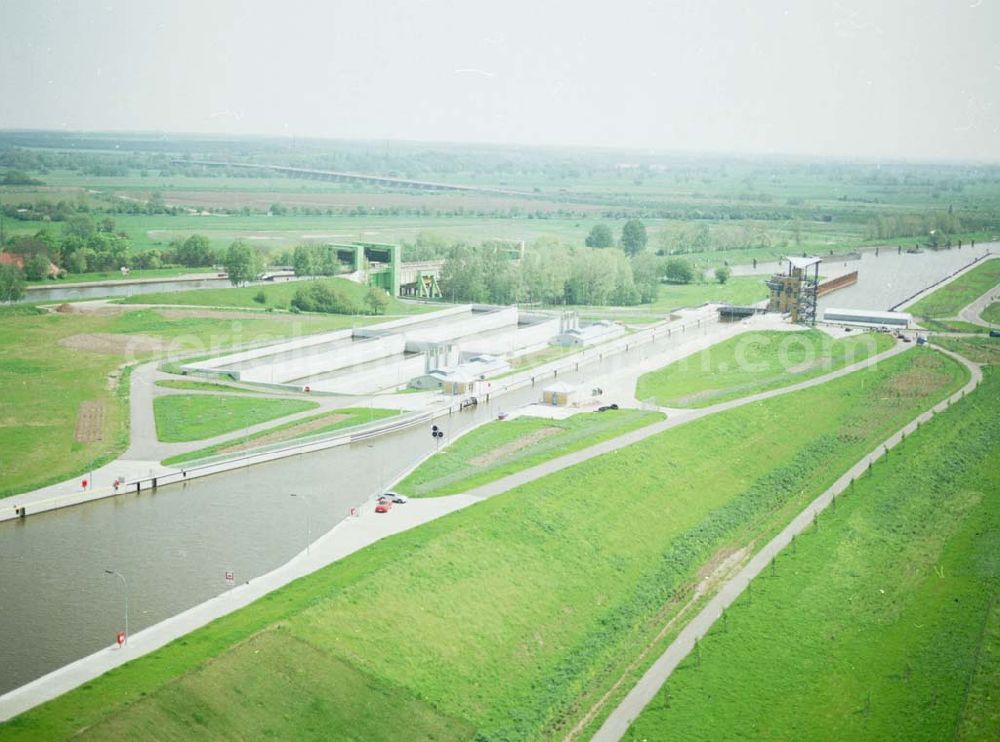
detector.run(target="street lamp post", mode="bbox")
[289,493,311,555]
[104,569,128,647]
[367,443,386,496]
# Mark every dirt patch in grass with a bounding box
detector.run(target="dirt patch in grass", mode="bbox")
[59,333,174,355]
[74,401,105,442]
[469,426,561,467]
[215,413,349,454]
[563,544,750,740]
[48,302,129,316]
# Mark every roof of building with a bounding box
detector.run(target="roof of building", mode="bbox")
[543,381,577,394]
[0,252,25,268]
[786,255,823,270]
[823,307,913,321]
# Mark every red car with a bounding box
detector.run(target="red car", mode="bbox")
[375,500,392,514]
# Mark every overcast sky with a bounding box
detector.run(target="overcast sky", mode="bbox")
[1,0,998,161]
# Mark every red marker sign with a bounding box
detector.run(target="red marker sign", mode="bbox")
[116,631,126,647]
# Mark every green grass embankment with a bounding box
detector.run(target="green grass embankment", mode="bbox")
[120,276,425,315]
[981,301,1000,324]
[908,257,1000,328]
[395,409,664,497]
[162,407,400,466]
[152,395,318,443]
[0,349,967,740]
[154,379,257,394]
[933,336,1000,365]
[629,367,1000,742]
[636,329,894,407]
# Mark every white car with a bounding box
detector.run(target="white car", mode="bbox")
[385,492,408,504]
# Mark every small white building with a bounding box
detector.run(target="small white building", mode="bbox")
[823,307,912,328]
[542,381,578,406]
[551,320,626,347]
[410,354,511,392]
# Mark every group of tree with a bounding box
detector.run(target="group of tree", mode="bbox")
[289,244,351,277]
[864,210,962,241]
[0,263,25,302]
[289,281,390,316]
[584,219,648,257]
[439,238,668,307]
[0,211,233,279]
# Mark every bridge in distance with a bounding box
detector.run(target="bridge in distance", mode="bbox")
[175,160,531,196]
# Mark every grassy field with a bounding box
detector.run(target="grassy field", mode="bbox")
[154,379,257,394]
[120,276,425,314]
[933,336,1000,365]
[162,407,400,466]
[908,257,1000,319]
[0,349,968,740]
[982,301,1000,324]
[153,394,318,442]
[0,306,359,498]
[647,275,767,310]
[395,409,665,497]
[25,267,202,285]
[635,329,895,407]
[628,368,1000,742]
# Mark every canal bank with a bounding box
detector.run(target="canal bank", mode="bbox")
[0,305,740,695]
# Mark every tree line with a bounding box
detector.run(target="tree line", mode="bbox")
[438,237,708,308]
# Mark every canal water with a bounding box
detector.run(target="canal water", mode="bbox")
[816,243,995,312]
[0,325,696,695]
[22,275,301,304]
[725,241,996,313]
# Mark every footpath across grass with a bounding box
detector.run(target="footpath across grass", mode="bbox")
[0,306,353,499]
[0,349,968,741]
[908,257,1000,319]
[395,409,665,497]
[162,407,399,465]
[636,329,894,407]
[153,394,318,443]
[629,367,1000,742]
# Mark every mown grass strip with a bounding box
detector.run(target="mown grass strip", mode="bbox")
[120,276,424,315]
[153,394,318,443]
[154,379,257,394]
[933,336,1000,365]
[908,257,1000,319]
[162,407,399,465]
[628,366,1000,742]
[636,329,894,407]
[396,409,665,497]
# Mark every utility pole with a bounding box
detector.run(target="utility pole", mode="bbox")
[104,569,129,646]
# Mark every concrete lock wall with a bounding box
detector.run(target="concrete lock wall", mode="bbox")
[307,353,426,394]
[352,305,471,338]
[239,335,406,384]
[403,307,518,347]
[185,330,354,374]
